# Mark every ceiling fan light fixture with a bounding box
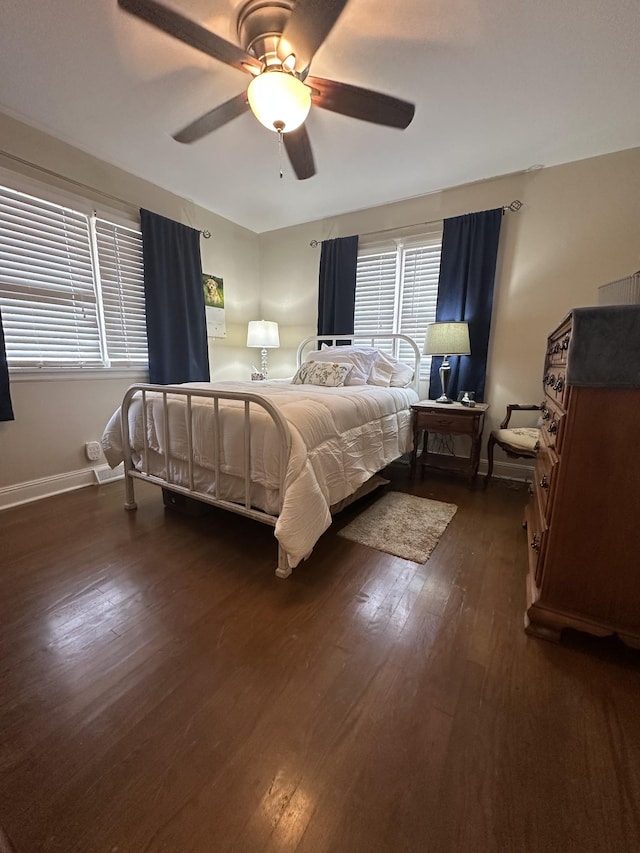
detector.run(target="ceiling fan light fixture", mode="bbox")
[247,70,311,132]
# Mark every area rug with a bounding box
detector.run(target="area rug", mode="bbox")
[337,491,458,563]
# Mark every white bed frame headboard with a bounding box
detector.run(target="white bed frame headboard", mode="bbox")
[296,333,421,394]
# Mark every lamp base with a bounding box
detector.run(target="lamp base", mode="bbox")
[435,357,453,403]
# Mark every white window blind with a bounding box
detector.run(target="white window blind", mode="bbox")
[0,186,102,367]
[354,227,442,378]
[0,183,146,370]
[93,217,147,366]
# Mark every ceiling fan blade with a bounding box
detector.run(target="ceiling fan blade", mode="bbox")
[307,76,415,129]
[277,0,349,73]
[283,126,316,180]
[173,93,250,143]
[117,0,261,75]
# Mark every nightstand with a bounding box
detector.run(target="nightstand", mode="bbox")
[410,400,489,486]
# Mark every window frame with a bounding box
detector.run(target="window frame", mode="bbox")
[0,168,148,381]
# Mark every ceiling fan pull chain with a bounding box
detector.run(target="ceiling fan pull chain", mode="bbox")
[274,120,285,179]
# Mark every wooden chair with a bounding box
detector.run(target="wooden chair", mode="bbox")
[484,403,543,486]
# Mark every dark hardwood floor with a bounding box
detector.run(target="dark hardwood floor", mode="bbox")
[1,463,639,853]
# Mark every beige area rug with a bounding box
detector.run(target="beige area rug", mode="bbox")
[338,491,458,563]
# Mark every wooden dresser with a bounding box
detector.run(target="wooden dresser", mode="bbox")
[524,306,640,647]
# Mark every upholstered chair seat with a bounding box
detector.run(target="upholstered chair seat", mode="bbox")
[485,404,542,486]
[492,426,540,451]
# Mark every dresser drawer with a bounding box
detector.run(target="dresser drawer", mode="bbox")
[543,368,568,407]
[533,443,559,520]
[414,409,478,435]
[540,396,567,453]
[524,491,548,588]
[545,318,572,369]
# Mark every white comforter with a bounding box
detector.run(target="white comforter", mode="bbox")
[102,380,418,567]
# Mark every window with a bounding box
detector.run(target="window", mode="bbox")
[0,182,147,371]
[354,225,442,379]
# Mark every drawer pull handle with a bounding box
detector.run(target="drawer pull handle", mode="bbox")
[539,474,548,489]
[534,440,540,451]
[545,373,556,387]
[531,535,540,551]
[541,408,550,420]
[548,421,557,435]
[562,334,570,350]
[553,377,564,392]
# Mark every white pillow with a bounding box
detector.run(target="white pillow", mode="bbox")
[292,360,353,387]
[311,343,415,387]
[378,351,414,387]
[306,346,377,385]
[367,353,395,387]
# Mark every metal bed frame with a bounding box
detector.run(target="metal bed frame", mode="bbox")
[120,334,421,578]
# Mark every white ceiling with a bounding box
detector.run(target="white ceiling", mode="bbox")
[1,0,639,233]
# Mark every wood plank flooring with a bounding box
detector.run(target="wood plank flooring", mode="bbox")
[1,462,639,852]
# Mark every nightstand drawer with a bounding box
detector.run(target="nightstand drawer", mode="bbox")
[414,409,478,435]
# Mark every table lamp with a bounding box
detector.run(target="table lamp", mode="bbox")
[247,320,280,378]
[423,321,471,403]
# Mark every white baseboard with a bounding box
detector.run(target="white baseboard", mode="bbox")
[478,458,535,483]
[0,468,99,511]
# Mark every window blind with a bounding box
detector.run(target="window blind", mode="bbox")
[354,228,442,377]
[94,217,147,366]
[0,186,102,367]
[0,182,146,370]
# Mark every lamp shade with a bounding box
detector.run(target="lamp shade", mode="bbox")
[247,70,311,133]
[423,322,471,356]
[247,320,280,349]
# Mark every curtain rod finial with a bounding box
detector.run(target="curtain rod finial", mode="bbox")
[503,200,523,213]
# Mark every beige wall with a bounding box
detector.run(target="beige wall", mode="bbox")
[259,148,640,463]
[1,107,639,497]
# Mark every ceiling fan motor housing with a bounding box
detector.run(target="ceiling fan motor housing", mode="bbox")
[237,0,294,68]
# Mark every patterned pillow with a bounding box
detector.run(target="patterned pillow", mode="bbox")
[292,360,353,387]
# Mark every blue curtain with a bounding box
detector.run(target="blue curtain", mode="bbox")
[317,235,359,336]
[429,208,503,402]
[140,209,209,385]
[0,308,14,422]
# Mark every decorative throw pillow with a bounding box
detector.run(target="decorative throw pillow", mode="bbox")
[292,360,353,387]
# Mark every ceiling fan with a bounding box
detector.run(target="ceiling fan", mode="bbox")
[117,0,415,179]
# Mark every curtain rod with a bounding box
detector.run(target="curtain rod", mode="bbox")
[0,149,211,238]
[309,200,523,247]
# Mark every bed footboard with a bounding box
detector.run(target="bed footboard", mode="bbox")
[119,384,294,577]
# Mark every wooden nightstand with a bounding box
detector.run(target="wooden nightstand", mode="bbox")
[410,400,489,486]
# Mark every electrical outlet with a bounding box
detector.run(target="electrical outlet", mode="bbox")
[85,441,102,462]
